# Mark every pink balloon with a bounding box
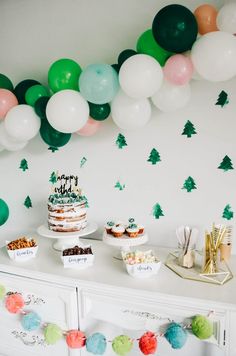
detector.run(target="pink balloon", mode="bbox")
[163,55,194,85]
[0,89,18,119]
[76,117,101,136]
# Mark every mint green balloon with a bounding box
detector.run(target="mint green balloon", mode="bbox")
[0,199,9,226]
[79,64,119,104]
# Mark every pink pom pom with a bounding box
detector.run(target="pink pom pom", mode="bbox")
[5,293,25,314]
[139,331,157,355]
[66,330,86,349]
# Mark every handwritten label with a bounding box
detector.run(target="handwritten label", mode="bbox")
[62,254,94,269]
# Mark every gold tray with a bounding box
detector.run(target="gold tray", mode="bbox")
[165,251,233,285]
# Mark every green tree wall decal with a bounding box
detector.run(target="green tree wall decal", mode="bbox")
[80,157,87,168]
[218,155,234,171]
[114,181,125,191]
[222,204,234,220]
[49,171,57,184]
[215,90,229,108]
[152,203,164,219]
[116,133,127,149]
[19,159,28,172]
[182,120,197,138]
[147,148,161,165]
[24,196,32,209]
[182,176,197,192]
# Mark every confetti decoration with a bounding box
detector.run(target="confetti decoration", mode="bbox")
[152,203,164,219]
[114,181,126,191]
[215,90,229,108]
[24,196,32,209]
[80,157,87,168]
[116,133,127,149]
[48,146,59,153]
[182,176,197,192]
[218,155,234,171]
[19,159,28,172]
[49,171,57,184]
[181,120,197,138]
[147,148,161,165]
[222,204,234,220]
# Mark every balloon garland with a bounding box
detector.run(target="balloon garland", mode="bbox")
[0,2,236,152]
[0,286,215,354]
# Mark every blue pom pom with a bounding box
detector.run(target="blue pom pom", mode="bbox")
[165,323,187,349]
[21,312,41,331]
[86,332,107,355]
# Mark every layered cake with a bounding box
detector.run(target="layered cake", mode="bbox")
[48,172,88,232]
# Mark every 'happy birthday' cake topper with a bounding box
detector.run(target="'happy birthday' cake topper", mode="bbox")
[49,171,81,195]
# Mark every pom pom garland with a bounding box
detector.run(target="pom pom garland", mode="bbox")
[191,315,213,340]
[112,335,133,355]
[21,311,42,331]
[139,331,157,355]
[66,330,86,349]
[5,293,25,314]
[0,284,6,300]
[44,323,63,345]
[164,322,188,349]
[86,332,107,355]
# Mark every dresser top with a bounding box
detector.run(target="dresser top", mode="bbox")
[0,235,236,309]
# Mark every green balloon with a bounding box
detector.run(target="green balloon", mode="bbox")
[40,119,71,148]
[136,29,173,66]
[117,49,137,66]
[152,4,198,53]
[48,58,82,93]
[34,96,50,120]
[25,85,49,106]
[111,63,120,73]
[14,79,40,104]
[89,102,111,121]
[0,199,9,226]
[0,74,14,91]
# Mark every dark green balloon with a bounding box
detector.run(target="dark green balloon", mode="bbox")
[117,49,137,66]
[34,96,50,120]
[111,64,120,73]
[14,79,40,104]
[0,199,9,226]
[89,102,111,121]
[0,74,14,91]
[40,119,71,148]
[152,4,198,53]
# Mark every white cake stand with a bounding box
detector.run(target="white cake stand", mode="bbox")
[37,221,98,251]
[103,230,148,260]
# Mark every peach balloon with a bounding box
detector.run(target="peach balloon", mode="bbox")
[194,4,218,35]
[77,117,101,136]
[0,89,18,120]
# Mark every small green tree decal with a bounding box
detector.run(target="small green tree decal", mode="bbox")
[215,90,229,108]
[116,133,127,149]
[49,171,57,184]
[222,204,234,220]
[182,176,197,192]
[19,159,28,172]
[80,157,87,168]
[48,146,58,152]
[182,120,197,138]
[114,181,125,191]
[218,155,234,171]
[24,196,32,209]
[147,148,161,165]
[152,203,164,219]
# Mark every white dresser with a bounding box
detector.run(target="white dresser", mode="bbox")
[0,237,235,356]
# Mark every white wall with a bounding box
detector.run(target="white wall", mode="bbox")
[0,0,236,253]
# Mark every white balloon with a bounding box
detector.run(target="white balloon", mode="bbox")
[119,54,163,99]
[217,2,236,34]
[5,104,40,141]
[0,122,28,151]
[46,90,89,133]
[151,80,191,112]
[191,31,236,82]
[111,90,151,130]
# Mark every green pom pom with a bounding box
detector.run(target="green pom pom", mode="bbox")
[44,323,63,345]
[112,335,133,355]
[192,315,213,340]
[0,285,6,300]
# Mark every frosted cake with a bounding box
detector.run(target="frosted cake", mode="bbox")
[48,172,88,232]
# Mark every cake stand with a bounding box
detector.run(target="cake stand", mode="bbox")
[103,230,148,260]
[37,221,98,251]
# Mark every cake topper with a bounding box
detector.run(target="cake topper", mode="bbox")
[49,172,81,195]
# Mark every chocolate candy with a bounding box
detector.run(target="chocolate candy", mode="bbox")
[62,246,92,256]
